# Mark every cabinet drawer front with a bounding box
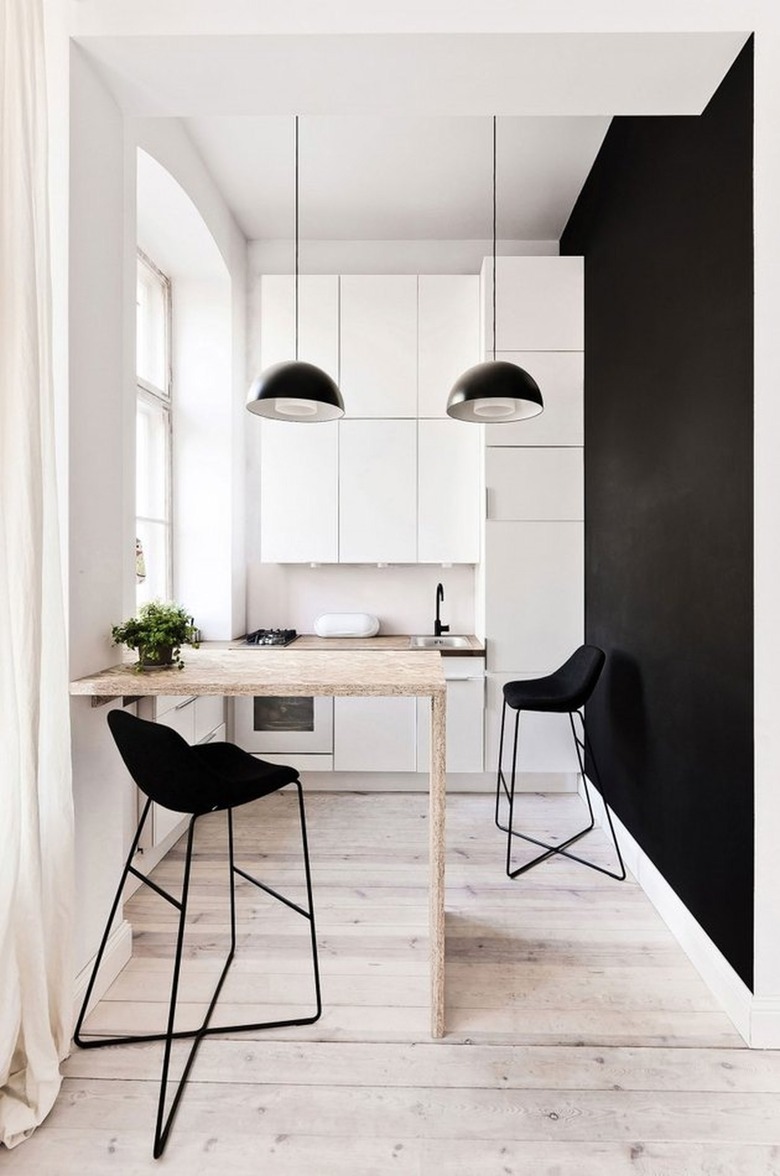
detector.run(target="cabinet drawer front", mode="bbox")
[155,696,196,744]
[149,694,192,719]
[195,695,225,743]
[441,657,486,681]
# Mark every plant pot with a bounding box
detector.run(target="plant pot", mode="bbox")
[138,644,174,669]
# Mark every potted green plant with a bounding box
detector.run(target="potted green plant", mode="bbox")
[111,601,199,670]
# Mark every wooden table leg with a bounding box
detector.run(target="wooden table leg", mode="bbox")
[429,689,446,1038]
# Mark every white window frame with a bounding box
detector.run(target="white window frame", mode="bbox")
[136,249,173,603]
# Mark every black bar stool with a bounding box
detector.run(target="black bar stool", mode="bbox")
[495,645,625,881]
[74,709,322,1158]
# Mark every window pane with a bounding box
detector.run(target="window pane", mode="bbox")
[136,520,169,605]
[136,262,168,392]
[136,397,168,520]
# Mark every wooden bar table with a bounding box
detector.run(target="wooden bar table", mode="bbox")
[69,646,448,1038]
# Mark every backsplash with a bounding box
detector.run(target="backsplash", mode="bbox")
[246,561,476,636]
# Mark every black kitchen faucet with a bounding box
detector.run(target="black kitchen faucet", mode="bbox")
[434,582,450,638]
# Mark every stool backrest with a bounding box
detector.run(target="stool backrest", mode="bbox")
[553,645,606,710]
[107,709,220,814]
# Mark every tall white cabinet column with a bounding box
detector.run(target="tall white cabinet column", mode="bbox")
[479,257,585,786]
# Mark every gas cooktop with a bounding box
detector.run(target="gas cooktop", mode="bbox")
[244,628,298,647]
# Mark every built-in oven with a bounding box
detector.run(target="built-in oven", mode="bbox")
[232,693,333,756]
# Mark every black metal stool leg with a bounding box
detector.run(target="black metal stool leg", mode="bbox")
[76,783,322,1158]
[494,699,509,830]
[566,715,626,881]
[494,706,625,880]
[208,782,322,1034]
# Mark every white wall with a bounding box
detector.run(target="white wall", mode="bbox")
[68,45,137,971]
[134,121,248,638]
[247,562,475,636]
[751,21,780,1043]
[66,65,248,972]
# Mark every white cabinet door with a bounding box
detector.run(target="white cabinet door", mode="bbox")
[259,274,339,379]
[339,276,418,417]
[482,257,584,352]
[418,419,482,563]
[417,667,485,774]
[260,419,339,562]
[418,275,480,418]
[485,351,583,448]
[485,521,584,673]
[334,697,417,772]
[487,448,583,522]
[339,419,417,563]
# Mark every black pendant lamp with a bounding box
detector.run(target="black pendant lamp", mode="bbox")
[447,118,543,423]
[247,118,344,422]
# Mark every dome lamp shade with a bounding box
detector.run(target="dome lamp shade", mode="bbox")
[247,361,344,422]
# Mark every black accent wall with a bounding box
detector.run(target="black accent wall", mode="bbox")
[560,40,754,986]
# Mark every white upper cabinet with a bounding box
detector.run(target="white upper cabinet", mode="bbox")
[487,448,583,522]
[260,419,339,563]
[417,275,480,418]
[484,351,584,447]
[482,256,584,352]
[259,274,339,379]
[339,276,418,417]
[256,271,483,564]
[418,419,482,563]
[339,419,417,563]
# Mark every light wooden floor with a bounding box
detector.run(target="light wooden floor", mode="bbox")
[8,791,780,1173]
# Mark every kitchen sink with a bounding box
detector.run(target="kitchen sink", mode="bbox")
[409,635,471,649]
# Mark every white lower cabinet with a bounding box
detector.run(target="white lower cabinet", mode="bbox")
[138,694,226,848]
[417,657,485,774]
[333,696,417,772]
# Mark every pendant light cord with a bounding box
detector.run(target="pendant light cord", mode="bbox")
[492,114,497,363]
[294,114,299,362]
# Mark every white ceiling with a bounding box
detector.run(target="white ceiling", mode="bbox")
[80,29,747,246]
[185,116,611,242]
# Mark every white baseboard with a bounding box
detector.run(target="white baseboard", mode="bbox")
[580,777,763,1047]
[72,918,133,1026]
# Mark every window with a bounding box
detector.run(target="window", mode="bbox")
[135,251,172,605]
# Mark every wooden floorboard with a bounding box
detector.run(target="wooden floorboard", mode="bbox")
[5,790,779,1172]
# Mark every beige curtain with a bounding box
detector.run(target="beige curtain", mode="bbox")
[0,0,74,1149]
